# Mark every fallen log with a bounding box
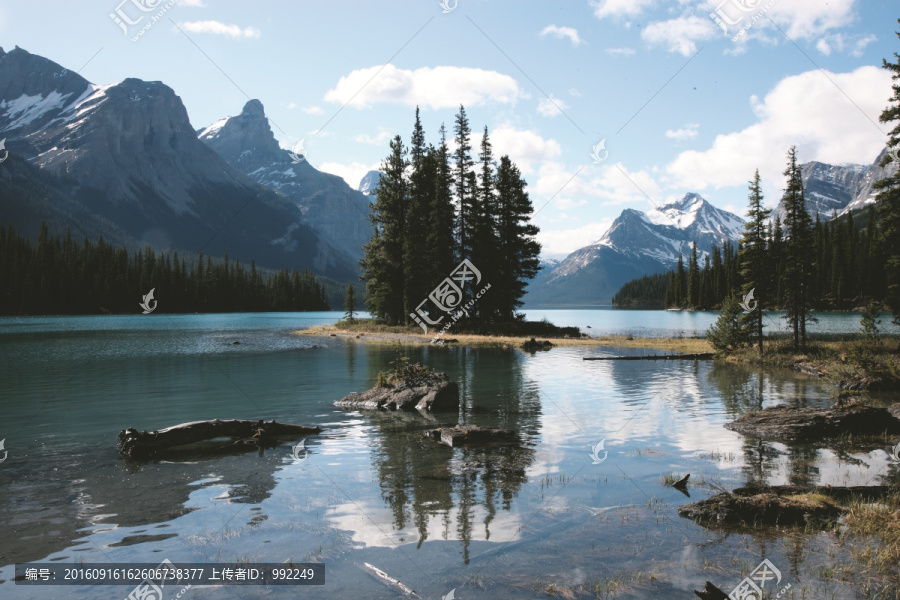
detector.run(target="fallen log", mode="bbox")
[117,419,321,460]
[426,425,519,447]
[360,563,421,599]
[724,402,900,441]
[583,352,715,361]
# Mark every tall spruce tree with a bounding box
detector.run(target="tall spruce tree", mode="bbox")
[360,135,408,324]
[403,108,434,318]
[688,241,700,308]
[781,146,816,348]
[453,106,476,264]
[495,155,541,319]
[874,19,900,325]
[427,124,457,282]
[470,127,500,319]
[738,169,771,353]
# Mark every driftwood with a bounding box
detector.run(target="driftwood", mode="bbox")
[583,352,715,361]
[724,402,900,441]
[360,563,421,598]
[117,419,321,460]
[694,581,729,600]
[426,425,519,447]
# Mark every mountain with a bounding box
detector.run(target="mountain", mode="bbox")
[198,101,372,264]
[358,170,383,195]
[525,194,744,306]
[772,149,899,222]
[0,46,355,281]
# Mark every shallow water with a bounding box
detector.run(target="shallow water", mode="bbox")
[0,312,897,599]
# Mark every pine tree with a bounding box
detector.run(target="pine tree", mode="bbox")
[344,284,357,321]
[688,241,700,308]
[675,254,686,307]
[403,108,433,319]
[738,169,771,353]
[360,135,408,324]
[427,124,457,282]
[471,126,499,319]
[707,295,748,353]
[453,105,476,263]
[782,146,816,348]
[495,155,540,319]
[874,19,900,325]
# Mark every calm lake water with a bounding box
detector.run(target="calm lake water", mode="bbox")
[0,311,897,599]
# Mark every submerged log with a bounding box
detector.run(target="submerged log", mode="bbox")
[360,563,421,599]
[426,425,519,447]
[335,372,459,412]
[583,352,715,361]
[724,402,900,441]
[117,419,321,460]
[678,484,896,530]
[694,581,729,600]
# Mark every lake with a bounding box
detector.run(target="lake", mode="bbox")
[0,310,897,599]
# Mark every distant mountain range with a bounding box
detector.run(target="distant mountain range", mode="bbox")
[525,194,745,306]
[0,45,363,283]
[526,149,897,307]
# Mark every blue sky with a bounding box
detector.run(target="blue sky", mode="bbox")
[1,0,897,258]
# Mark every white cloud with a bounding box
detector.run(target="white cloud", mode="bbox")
[605,47,636,57]
[355,131,392,146]
[665,66,892,199]
[592,0,655,19]
[666,123,700,140]
[540,25,584,46]
[538,220,614,256]
[324,65,521,110]
[302,105,324,115]
[642,16,717,56]
[817,33,877,57]
[319,161,382,190]
[489,125,562,175]
[764,0,857,40]
[537,96,569,118]
[177,20,260,38]
[533,162,662,215]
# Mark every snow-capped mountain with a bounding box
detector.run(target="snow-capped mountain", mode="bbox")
[772,149,899,222]
[198,100,372,264]
[525,194,745,306]
[358,170,383,196]
[0,46,354,280]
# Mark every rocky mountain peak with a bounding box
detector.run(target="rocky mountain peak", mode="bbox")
[197,98,283,168]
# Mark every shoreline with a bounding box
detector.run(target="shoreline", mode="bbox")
[293,324,714,354]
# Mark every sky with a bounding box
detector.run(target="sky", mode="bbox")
[0,0,897,259]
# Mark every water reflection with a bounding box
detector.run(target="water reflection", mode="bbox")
[361,348,539,564]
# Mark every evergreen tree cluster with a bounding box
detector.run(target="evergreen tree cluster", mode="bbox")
[0,224,330,315]
[611,273,668,308]
[361,106,541,325]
